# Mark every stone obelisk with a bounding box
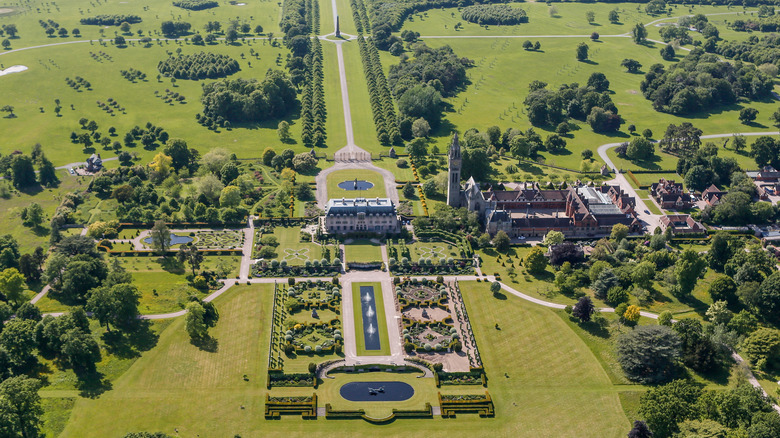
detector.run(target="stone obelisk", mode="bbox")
[336,16,340,38]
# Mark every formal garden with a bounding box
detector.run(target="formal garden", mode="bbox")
[388,236,474,275]
[394,279,480,374]
[268,280,344,382]
[252,224,341,276]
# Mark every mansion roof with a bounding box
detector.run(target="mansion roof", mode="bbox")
[325,198,397,216]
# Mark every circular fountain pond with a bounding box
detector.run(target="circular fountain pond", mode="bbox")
[339,381,414,402]
[142,233,194,246]
[337,179,374,191]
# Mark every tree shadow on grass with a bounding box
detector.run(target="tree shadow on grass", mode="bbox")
[156,257,186,274]
[516,162,545,175]
[191,334,219,352]
[75,368,112,398]
[624,154,665,171]
[577,319,610,339]
[101,320,160,359]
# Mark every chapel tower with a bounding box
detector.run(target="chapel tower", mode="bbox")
[447,133,462,207]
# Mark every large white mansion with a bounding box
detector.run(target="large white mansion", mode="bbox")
[322,198,400,234]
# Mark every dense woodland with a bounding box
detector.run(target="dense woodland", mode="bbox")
[461,4,528,26]
[79,15,142,26]
[172,0,219,10]
[199,72,298,124]
[524,75,621,133]
[388,43,470,129]
[640,49,774,115]
[158,52,240,80]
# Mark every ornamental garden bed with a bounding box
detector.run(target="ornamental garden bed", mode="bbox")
[267,281,344,383]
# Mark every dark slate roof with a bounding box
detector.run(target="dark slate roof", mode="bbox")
[325,198,396,216]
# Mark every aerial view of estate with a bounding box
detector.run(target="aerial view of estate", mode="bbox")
[3,0,780,436]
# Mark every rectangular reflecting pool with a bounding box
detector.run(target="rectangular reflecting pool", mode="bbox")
[359,285,381,351]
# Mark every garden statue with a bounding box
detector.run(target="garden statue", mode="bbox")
[311,309,319,319]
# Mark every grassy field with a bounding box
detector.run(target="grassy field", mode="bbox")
[351,282,391,356]
[51,280,641,437]
[0,39,309,167]
[0,171,87,254]
[326,168,387,199]
[345,238,382,262]
[401,2,749,38]
[380,34,779,172]
[36,255,239,314]
[262,225,336,265]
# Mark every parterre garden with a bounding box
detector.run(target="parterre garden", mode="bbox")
[267,280,343,380]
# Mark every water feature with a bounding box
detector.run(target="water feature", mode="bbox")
[142,233,194,247]
[338,178,374,191]
[339,381,414,402]
[359,285,381,350]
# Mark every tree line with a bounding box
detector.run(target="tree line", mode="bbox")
[157,52,240,80]
[358,35,402,145]
[461,4,528,26]
[299,37,326,148]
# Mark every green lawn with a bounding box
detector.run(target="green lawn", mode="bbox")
[345,239,382,262]
[48,280,648,437]
[351,282,391,356]
[261,225,336,266]
[326,168,387,199]
[0,39,313,167]
[401,2,749,38]
[0,171,87,254]
[396,34,779,172]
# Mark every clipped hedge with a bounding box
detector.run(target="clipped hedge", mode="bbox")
[264,394,317,419]
[439,391,494,418]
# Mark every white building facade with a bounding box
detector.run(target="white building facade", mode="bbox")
[323,198,400,234]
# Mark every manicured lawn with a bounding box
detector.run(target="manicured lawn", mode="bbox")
[373,157,417,182]
[345,239,382,262]
[326,168,387,199]
[342,39,388,155]
[643,200,663,216]
[317,370,436,417]
[627,171,681,189]
[50,280,643,437]
[351,282,391,356]
[260,225,337,265]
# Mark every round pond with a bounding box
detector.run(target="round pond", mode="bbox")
[142,233,194,246]
[337,179,374,191]
[339,381,414,402]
